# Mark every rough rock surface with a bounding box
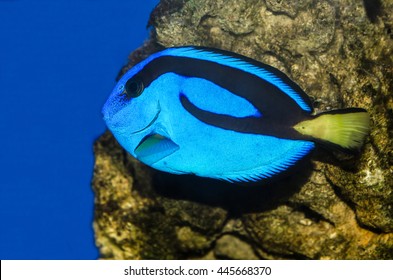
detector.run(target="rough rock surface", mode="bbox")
[93,0,393,259]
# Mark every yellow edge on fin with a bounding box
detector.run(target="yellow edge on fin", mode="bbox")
[294,111,370,150]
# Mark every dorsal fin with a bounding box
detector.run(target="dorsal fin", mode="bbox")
[161,46,313,113]
[126,46,313,113]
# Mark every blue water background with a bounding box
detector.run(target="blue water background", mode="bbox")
[0,0,159,259]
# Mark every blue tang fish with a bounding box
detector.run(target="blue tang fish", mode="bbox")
[102,46,369,183]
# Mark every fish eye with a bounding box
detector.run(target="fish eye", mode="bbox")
[123,78,144,98]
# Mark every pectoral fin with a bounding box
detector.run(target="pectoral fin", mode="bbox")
[134,134,179,165]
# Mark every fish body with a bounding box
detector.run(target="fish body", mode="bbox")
[103,46,369,183]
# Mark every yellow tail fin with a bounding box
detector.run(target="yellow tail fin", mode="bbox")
[294,109,370,151]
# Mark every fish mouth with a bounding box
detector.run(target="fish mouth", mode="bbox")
[131,102,161,134]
